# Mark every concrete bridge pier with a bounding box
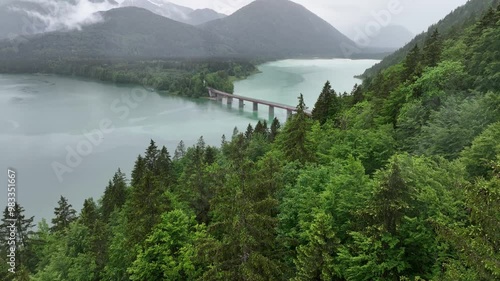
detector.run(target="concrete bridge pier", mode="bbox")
[216,94,223,102]
[227,97,233,105]
[239,99,244,109]
[253,102,258,112]
[269,106,275,119]
[287,110,293,119]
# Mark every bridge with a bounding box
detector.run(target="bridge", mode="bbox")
[207,87,312,119]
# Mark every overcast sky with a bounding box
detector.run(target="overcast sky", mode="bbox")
[168,0,469,37]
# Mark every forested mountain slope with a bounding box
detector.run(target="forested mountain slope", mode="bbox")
[1,1,499,281]
[362,0,499,77]
[201,0,356,58]
[0,7,233,59]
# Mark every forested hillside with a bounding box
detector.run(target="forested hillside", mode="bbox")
[0,59,257,97]
[1,2,499,281]
[362,0,499,77]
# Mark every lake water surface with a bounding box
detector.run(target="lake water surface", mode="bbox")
[0,59,379,223]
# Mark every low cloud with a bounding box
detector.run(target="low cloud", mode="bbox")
[10,0,117,33]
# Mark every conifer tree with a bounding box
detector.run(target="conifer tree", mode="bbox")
[51,196,77,233]
[144,139,159,172]
[80,198,99,229]
[101,169,127,222]
[131,155,145,188]
[278,94,314,164]
[269,117,281,142]
[174,140,186,160]
[157,146,174,184]
[245,123,254,139]
[0,203,35,272]
[423,29,442,67]
[403,44,422,81]
[312,81,329,122]
[200,146,283,280]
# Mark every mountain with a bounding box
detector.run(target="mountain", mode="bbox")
[187,9,227,26]
[0,1,48,40]
[0,7,233,59]
[361,0,498,77]
[365,25,414,50]
[0,0,119,40]
[201,0,356,58]
[120,0,226,25]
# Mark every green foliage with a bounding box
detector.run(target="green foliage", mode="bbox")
[128,210,202,281]
[50,196,77,233]
[461,121,500,178]
[277,94,315,164]
[312,81,340,125]
[5,3,500,280]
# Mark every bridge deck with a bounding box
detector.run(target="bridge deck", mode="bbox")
[208,88,312,115]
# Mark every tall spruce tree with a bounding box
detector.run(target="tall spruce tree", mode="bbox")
[0,203,35,273]
[312,81,339,125]
[51,196,77,233]
[278,94,314,164]
[200,140,283,280]
[403,44,422,81]
[101,169,127,222]
[423,29,443,67]
[174,140,186,160]
[269,117,281,142]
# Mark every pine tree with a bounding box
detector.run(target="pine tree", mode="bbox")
[254,121,266,136]
[269,117,281,142]
[79,198,109,280]
[101,169,127,222]
[278,94,314,164]
[174,140,186,160]
[80,198,99,229]
[157,146,174,184]
[312,81,338,125]
[245,123,254,140]
[131,155,145,188]
[200,148,283,280]
[0,203,35,272]
[126,169,171,247]
[423,29,442,67]
[51,196,77,233]
[403,44,422,81]
[144,139,159,172]
[312,81,332,124]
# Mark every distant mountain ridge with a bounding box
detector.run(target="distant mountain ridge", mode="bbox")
[0,0,358,60]
[120,0,226,25]
[0,7,233,59]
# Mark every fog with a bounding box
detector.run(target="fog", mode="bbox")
[1,0,469,36]
[169,0,470,36]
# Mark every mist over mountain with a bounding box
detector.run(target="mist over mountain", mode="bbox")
[201,0,356,58]
[0,0,358,60]
[0,7,233,59]
[364,25,415,50]
[0,0,119,39]
[120,0,226,25]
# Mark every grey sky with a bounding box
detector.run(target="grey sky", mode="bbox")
[168,0,469,37]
